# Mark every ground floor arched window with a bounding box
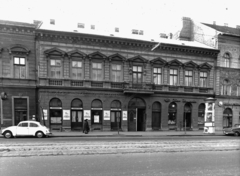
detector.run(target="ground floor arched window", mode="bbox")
[71,98,83,131]
[198,103,205,129]
[49,98,62,125]
[184,103,192,130]
[91,99,103,130]
[223,108,233,128]
[110,100,122,131]
[168,102,177,130]
[152,102,161,130]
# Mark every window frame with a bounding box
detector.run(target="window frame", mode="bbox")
[184,70,193,86]
[199,71,208,87]
[223,53,231,68]
[132,65,143,84]
[169,68,178,86]
[71,60,83,80]
[153,67,162,85]
[91,62,103,81]
[13,56,27,79]
[50,59,62,78]
[111,62,123,82]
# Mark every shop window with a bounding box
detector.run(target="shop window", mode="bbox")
[50,59,62,78]
[223,108,233,128]
[132,66,142,84]
[223,53,230,67]
[153,68,162,85]
[168,102,177,126]
[199,71,207,87]
[110,100,122,130]
[49,98,62,124]
[91,99,102,124]
[72,61,83,79]
[14,57,26,79]
[169,69,178,86]
[221,79,231,95]
[198,103,205,129]
[92,62,103,81]
[185,70,193,86]
[111,64,122,82]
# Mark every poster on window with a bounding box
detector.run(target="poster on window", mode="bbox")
[84,110,91,120]
[42,109,48,120]
[122,111,127,120]
[63,110,70,120]
[94,115,100,123]
[104,110,110,120]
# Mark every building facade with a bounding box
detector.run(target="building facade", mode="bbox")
[35,28,219,132]
[0,20,37,127]
[175,17,240,130]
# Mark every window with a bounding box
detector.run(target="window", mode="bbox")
[78,23,84,28]
[199,71,207,87]
[19,122,28,127]
[221,79,231,95]
[50,19,55,25]
[92,63,103,81]
[72,61,83,79]
[50,59,61,78]
[223,53,230,67]
[91,25,95,29]
[30,123,38,127]
[133,66,142,83]
[14,57,26,79]
[237,86,240,96]
[111,64,122,82]
[185,70,193,86]
[153,68,162,85]
[169,69,178,86]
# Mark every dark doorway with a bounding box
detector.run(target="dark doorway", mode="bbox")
[137,109,145,131]
[71,99,83,131]
[152,102,161,130]
[14,98,27,125]
[184,103,192,130]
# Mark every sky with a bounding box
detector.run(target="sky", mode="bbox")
[0,0,239,34]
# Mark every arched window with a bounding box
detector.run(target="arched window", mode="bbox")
[152,102,161,130]
[110,100,122,130]
[91,99,103,125]
[49,98,62,124]
[168,102,177,128]
[198,104,205,129]
[223,53,230,67]
[223,108,233,128]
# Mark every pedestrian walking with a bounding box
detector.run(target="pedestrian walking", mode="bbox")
[83,119,90,134]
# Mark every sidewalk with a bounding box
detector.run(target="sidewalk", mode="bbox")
[50,130,225,137]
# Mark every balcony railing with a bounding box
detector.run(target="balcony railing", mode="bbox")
[111,82,123,89]
[49,79,62,86]
[91,82,103,88]
[184,87,193,92]
[71,81,83,87]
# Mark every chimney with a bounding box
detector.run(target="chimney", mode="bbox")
[236,25,240,29]
[224,23,228,27]
[168,33,173,39]
[50,19,55,25]
[213,21,216,25]
[160,33,167,38]
[33,20,42,29]
[178,17,193,41]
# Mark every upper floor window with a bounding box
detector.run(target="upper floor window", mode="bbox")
[221,79,231,95]
[199,71,207,87]
[133,66,142,84]
[72,61,83,79]
[111,64,122,82]
[92,63,103,81]
[14,57,26,79]
[185,70,193,86]
[169,69,178,86]
[50,59,61,78]
[223,53,230,67]
[153,68,162,85]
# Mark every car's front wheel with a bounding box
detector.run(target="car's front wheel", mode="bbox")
[35,131,44,138]
[3,131,13,139]
[234,132,240,136]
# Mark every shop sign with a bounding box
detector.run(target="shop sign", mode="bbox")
[63,110,70,120]
[122,111,127,120]
[104,110,110,120]
[94,115,99,123]
[42,109,48,120]
[84,110,91,120]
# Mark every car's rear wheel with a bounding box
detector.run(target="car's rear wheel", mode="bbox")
[35,131,44,138]
[234,132,240,136]
[4,131,13,139]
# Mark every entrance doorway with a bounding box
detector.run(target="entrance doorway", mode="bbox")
[184,103,192,130]
[71,99,83,131]
[128,98,146,131]
[14,98,28,125]
[110,100,122,131]
[223,108,232,128]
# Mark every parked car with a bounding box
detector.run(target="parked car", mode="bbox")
[223,124,240,136]
[232,127,240,136]
[1,120,51,139]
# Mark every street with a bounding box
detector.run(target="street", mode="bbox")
[0,136,240,175]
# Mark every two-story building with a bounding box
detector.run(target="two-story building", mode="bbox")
[35,23,219,132]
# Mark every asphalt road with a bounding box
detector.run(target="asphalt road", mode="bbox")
[1,151,240,176]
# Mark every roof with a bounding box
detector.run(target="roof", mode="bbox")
[202,23,240,36]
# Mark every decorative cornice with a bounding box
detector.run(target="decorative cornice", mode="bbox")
[8,44,31,55]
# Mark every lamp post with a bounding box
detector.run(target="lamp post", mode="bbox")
[1,92,7,128]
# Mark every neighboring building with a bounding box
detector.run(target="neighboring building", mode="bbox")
[175,17,240,130]
[35,25,219,132]
[0,20,37,127]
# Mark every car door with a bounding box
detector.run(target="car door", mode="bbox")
[16,122,29,136]
[29,122,39,136]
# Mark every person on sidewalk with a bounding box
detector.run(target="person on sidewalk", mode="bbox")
[83,119,90,134]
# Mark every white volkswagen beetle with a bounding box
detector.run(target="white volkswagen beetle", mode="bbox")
[1,121,51,139]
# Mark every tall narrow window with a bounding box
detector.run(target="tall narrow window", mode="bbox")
[50,59,61,78]
[221,79,231,95]
[14,57,26,79]
[153,68,162,85]
[169,69,178,86]
[132,66,142,83]
[224,53,230,67]
[72,61,83,79]
[112,64,122,82]
[92,63,102,81]
[199,71,207,87]
[185,70,193,86]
